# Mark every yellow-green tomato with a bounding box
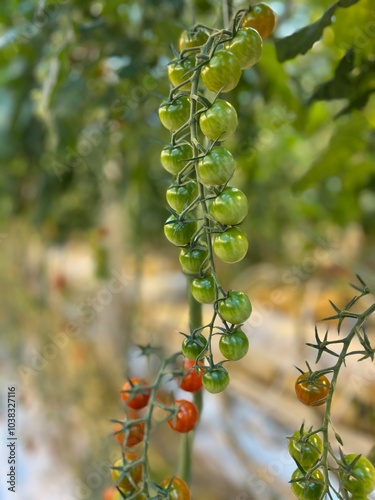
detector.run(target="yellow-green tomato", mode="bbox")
[224,28,263,70]
[191,274,216,304]
[168,55,195,91]
[161,143,192,175]
[213,227,248,263]
[340,455,375,496]
[199,100,238,141]
[219,329,249,360]
[166,181,198,213]
[159,96,190,131]
[210,187,248,225]
[219,291,252,324]
[291,468,325,500]
[201,49,242,93]
[197,147,235,186]
[288,430,323,470]
[179,246,208,274]
[111,455,143,494]
[164,214,197,246]
[179,29,209,52]
[182,333,207,360]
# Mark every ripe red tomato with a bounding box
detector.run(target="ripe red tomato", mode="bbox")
[191,274,216,304]
[166,181,198,214]
[160,476,191,500]
[202,366,230,393]
[224,28,263,69]
[168,399,199,433]
[213,227,248,263]
[199,99,238,141]
[159,96,190,131]
[209,186,248,225]
[242,3,276,39]
[179,29,209,52]
[340,454,375,496]
[290,468,325,500]
[218,291,252,324]
[295,372,330,406]
[182,333,207,360]
[121,378,151,410]
[168,55,195,91]
[197,146,236,186]
[164,214,197,246]
[113,420,145,447]
[161,143,192,175]
[219,329,249,361]
[180,360,203,392]
[179,245,208,274]
[288,429,323,470]
[201,50,241,93]
[111,453,143,494]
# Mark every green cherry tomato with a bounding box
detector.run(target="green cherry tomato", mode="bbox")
[161,143,192,175]
[219,291,252,324]
[191,274,216,304]
[179,29,209,52]
[224,28,263,70]
[159,96,190,131]
[182,333,207,360]
[219,329,249,361]
[168,56,195,91]
[288,430,323,470]
[166,181,198,213]
[202,366,230,393]
[201,49,241,93]
[179,245,208,274]
[291,468,325,500]
[213,227,248,263]
[197,147,235,186]
[164,214,197,246]
[199,99,238,141]
[339,455,375,496]
[210,186,248,225]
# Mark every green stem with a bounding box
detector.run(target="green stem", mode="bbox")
[187,275,202,330]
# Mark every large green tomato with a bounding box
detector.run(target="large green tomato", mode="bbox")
[209,187,248,225]
[197,147,235,186]
[202,367,230,393]
[179,245,208,274]
[161,143,192,175]
[288,430,323,470]
[191,274,216,304]
[224,28,263,70]
[340,455,375,496]
[168,55,195,91]
[182,333,207,360]
[291,468,325,500]
[213,227,248,263]
[199,100,238,141]
[201,49,241,93]
[219,329,249,361]
[219,291,252,325]
[164,214,197,246]
[166,181,198,213]
[159,96,190,131]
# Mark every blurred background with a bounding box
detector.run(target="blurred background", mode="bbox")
[0,0,374,498]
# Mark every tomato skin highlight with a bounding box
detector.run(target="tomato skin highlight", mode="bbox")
[191,274,216,304]
[121,378,151,410]
[179,246,208,274]
[159,96,191,131]
[161,143,192,175]
[224,28,263,69]
[202,367,230,393]
[164,214,197,246]
[210,186,248,226]
[111,454,143,494]
[166,181,198,214]
[180,360,203,392]
[219,291,252,325]
[339,455,375,496]
[198,146,236,187]
[160,476,191,500]
[201,49,242,93]
[113,420,145,447]
[295,372,330,406]
[242,3,276,39]
[199,100,238,141]
[182,333,207,360]
[168,399,199,433]
[213,227,248,263]
[288,430,323,470]
[219,329,249,361]
[290,468,325,500]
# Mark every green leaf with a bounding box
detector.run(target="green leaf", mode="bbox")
[274,0,360,62]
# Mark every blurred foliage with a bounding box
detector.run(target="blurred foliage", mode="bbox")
[0,0,374,259]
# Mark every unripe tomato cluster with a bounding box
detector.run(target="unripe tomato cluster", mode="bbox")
[158,6,276,395]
